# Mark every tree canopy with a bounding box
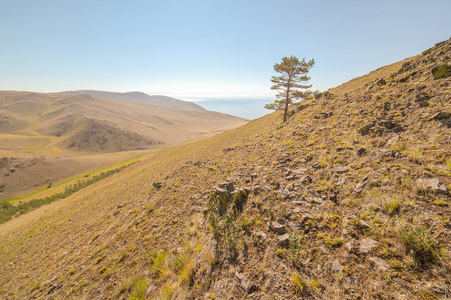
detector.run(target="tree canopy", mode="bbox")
[265,56,315,122]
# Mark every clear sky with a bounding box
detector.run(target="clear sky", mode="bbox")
[1,0,450,100]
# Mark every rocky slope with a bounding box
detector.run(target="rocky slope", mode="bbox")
[0,39,450,299]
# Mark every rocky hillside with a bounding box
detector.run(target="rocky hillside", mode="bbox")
[0,39,450,299]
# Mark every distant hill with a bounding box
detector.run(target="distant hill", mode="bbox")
[0,91,246,154]
[59,90,203,110]
[0,90,247,198]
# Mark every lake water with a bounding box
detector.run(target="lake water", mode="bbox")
[193,98,273,120]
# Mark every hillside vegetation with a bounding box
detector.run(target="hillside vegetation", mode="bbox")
[0,39,450,299]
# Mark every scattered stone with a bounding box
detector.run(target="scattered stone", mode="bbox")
[380,150,402,159]
[381,178,392,186]
[309,162,321,170]
[333,167,348,174]
[300,175,312,184]
[253,186,264,194]
[359,238,378,255]
[218,182,234,191]
[276,218,287,225]
[146,283,157,298]
[431,111,451,121]
[215,186,228,194]
[331,260,343,274]
[357,148,367,156]
[270,181,280,189]
[359,220,371,230]
[288,221,297,231]
[292,167,308,175]
[368,256,389,271]
[293,207,302,214]
[234,272,257,294]
[377,167,389,175]
[416,178,449,195]
[279,156,292,165]
[353,176,369,194]
[337,177,346,187]
[270,222,287,235]
[345,241,357,252]
[277,233,290,246]
[299,213,313,225]
[415,92,431,107]
[376,78,386,86]
[153,182,164,189]
[369,280,380,289]
[253,230,267,243]
[359,123,375,135]
[286,175,297,181]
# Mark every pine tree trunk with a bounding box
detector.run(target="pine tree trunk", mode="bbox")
[283,79,291,123]
[283,101,288,122]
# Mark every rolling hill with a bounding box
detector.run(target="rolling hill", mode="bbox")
[0,91,247,199]
[0,38,450,299]
[59,90,204,110]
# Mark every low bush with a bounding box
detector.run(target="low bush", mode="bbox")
[399,226,438,265]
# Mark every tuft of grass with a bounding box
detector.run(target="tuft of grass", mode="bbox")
[291,273,306,295]
[434,199,448,207]
[203,248,218,266]
[389,259,404,270]
[276,248,287,258]
[318,233,343,248]
[381,197,400,215]
[146,204,155,213]
[179,261,195,285]
[309,277,321,289]
[151,250,168,278]
[399,226,438,265]
[127,276,147,300]
[160,283,176,300]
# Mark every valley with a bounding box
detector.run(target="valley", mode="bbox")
[0,91,247,200]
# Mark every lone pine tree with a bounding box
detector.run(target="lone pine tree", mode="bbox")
[266,56,315,122]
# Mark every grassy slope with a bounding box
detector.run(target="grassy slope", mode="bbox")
[0,39,450,299]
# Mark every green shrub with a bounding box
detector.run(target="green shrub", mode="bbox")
[128,276,147,300]
[399,226,437,265]
[433,65,450,79]
[291,273,306,295]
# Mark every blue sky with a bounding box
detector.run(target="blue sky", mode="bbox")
[1,0,450,100]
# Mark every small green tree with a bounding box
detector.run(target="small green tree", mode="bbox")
[266,56,315,122]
